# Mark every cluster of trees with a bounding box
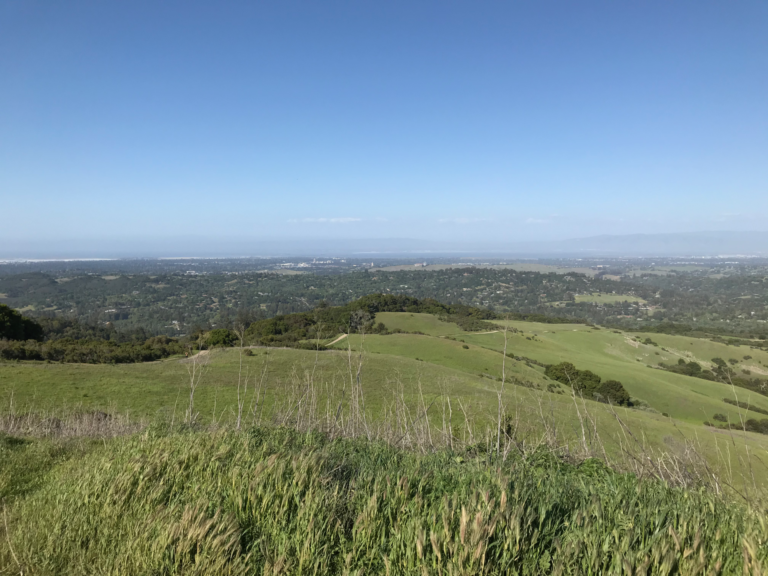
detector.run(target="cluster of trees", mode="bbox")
[3,260,768,338]
[1,294,506,361]
[705,415,768,436]
[659,359,717,380]
[0,268,615,336]
[1,304,185,363]
[0,304,44,341]
[658,357,768,398]
[0,335,185,364]
[723,397,768,416]
[544,362,632,406]
[743,419,768,435]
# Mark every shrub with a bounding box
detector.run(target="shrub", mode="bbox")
[206,328,238,348]
[544,362,631,406]
[597,380,631,406]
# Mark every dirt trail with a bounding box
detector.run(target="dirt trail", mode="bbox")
[327,334,348,346]
[179,349,211,363]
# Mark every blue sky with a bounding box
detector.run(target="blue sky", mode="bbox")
[1,0,767,248]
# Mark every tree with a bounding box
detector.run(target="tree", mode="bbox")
[597,380,631,406]
[206,328,237,348]
[0,304,44,341]
[545,361,631,406]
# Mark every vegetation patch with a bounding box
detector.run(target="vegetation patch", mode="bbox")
[544,362,631,406]
[1,427,766,574]
[722,397,768,417]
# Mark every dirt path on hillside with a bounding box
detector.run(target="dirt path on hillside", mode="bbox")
[179,349,214,362]
[327,334,348,346]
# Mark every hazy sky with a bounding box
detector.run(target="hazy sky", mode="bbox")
[1,0,767,246]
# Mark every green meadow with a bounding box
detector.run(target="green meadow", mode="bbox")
[3,312,768,491]
[5,312,768,573]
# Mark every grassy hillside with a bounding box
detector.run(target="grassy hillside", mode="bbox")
[328,316,768,426]
[4,311,768,573]
[3,311,768,492]
[472,321,768,424]
[372,311,467,336]
[3,427,767,574]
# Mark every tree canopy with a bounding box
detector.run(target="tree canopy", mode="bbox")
[0,304,44,341]
[544,361,631,406]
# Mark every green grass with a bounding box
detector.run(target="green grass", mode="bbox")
[467,321,768,424]
[375,312,466,336]
[4,313,768,490]
[331,333,550,391]
[2,427,767,575]
[325,327,768,488]
[0,348,498,422]
[5,313,768,572]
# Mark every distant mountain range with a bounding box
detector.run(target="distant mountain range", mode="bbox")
[507,231,768,257]
[2,231,768,259]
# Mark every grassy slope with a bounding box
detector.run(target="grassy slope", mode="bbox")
[326,315,768,486]
[330,316,768,426]
[4,428,765,574]
[463,321,768,424]
[373,312,467,336]
[333,333,547,385]
[0,349,498,420]
[4,312,768,487]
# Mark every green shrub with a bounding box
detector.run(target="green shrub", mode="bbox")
[544,362,631,406]
[206,328,238,348]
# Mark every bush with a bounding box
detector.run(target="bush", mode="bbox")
[597,380,631,406]
[206,328,238,348]
[544,362,631,406]
[0,337,184,363]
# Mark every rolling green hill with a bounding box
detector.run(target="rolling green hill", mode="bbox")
[3,310,768,493]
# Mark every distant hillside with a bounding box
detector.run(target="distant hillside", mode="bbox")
[4,231,768,258]
[525,231,768,256]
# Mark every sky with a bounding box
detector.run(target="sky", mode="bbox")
[1,0,767,253]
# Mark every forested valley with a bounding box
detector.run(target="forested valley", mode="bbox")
[1,258,767,339]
